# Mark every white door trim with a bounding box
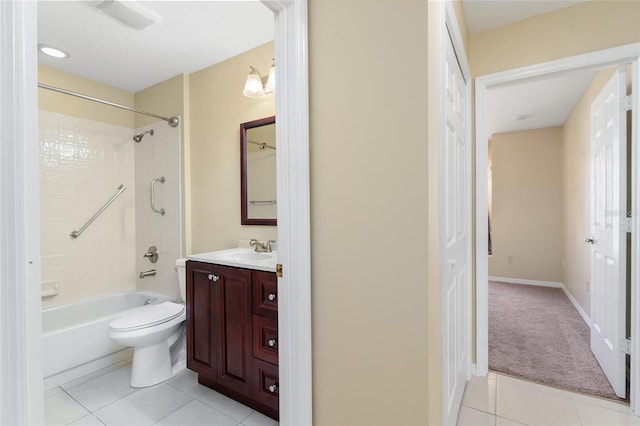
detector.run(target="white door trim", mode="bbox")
[0,1,43,425]
[474,43,640,411]
[262,1,313,425]
[2,1,311,424]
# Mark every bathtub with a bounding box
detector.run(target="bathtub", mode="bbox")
[42,290,174,389]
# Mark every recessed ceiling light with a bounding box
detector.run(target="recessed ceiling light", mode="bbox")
[513,114,531,121]
[38,44,69,59]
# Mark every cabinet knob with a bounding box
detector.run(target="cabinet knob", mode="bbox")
[268,384,278,393]
[208,274,219,282]
[268,293,277,301]
[268,338,277,347]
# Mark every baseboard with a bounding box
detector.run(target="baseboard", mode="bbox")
[488,276,592,328]
[560,284,593,328]
[488,276,562,288]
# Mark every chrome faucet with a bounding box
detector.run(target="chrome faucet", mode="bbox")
[250,239,275,253]
[139,269,156,279]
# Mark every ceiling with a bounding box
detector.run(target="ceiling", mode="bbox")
[37,1,274,93]
[38,1,597,135]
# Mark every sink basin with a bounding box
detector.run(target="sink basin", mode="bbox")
[213,251,272,262]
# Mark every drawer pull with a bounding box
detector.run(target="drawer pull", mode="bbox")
[267,338,277,347]
[268,293,277,301]
[208,274,219,282]
[268,384,278,393]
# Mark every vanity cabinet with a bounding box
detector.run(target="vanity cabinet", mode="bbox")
[186,261,278,420]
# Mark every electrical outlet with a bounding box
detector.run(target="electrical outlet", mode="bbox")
[507,255,513,264]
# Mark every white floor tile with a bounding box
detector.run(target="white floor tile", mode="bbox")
[93,383,192,426]
[197,389,253,422]
[59,361,131,390]
[462,376,496,414]
[44,392,90,426]
[574,400,640,426]
[457,406,496,426]
[166,370,209,399]
[496,379,581,426]
[241,411,279,426]
[153,400,237,426]
[570,391,632,414]
[495,416,527,426]
[63,364,138,412]
[68,414,106,425]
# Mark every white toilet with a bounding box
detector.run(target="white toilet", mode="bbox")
[108,259,187,388]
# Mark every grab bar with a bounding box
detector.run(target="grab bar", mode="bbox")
[70,184,126,239]
[150,176,165,215]
[249,200,277,205]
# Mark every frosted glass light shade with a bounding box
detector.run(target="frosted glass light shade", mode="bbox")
[243,68,265,98]
[265,64,275,94]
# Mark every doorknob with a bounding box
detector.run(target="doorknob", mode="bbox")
[585,237,595,244]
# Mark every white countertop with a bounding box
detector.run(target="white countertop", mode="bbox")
[187,248,277,273]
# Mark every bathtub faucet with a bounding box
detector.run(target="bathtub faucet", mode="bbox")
[139,269,156,279]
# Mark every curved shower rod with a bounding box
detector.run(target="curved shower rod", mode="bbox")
[38,83,180,128]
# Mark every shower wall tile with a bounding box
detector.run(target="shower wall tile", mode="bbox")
[39,111,137,309]
[134,122,182,301]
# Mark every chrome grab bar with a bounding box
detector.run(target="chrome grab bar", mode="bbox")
[249,200,277,205]
[70,184,126,239]
[150,176,165,215]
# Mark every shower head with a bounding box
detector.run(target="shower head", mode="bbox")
[133,129,154,143]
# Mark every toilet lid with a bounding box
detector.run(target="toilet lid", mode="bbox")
[110,302,185,331]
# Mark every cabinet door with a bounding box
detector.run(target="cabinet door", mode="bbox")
[214,266,253,395]
[186,261,216,378]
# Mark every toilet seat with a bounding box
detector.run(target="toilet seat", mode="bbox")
[110,302,185,332]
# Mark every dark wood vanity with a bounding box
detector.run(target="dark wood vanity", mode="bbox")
[186,260,279,420]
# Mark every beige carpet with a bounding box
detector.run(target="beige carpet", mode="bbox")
[489,281,624,400]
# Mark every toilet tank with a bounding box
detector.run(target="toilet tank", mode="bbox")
[176,258,186,303]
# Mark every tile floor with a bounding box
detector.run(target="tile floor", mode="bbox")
[458,372,638,426]
[44,362,278,426]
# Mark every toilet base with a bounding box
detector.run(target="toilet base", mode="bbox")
[130,340,173,388]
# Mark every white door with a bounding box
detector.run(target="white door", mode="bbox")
[589,67,627,398]
[443,27,470,425]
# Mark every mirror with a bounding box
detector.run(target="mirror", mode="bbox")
[241,116,277,226]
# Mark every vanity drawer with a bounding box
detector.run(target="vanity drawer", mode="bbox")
[252,271,278,319]
[252,359,279,414]
[253,315,278,364]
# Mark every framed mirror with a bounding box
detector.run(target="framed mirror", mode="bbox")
[241,116,277,226]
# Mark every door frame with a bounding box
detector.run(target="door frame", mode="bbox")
[474,43,640,411]
[0,1,312,425]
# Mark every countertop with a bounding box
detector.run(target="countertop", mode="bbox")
[187,248,277,273]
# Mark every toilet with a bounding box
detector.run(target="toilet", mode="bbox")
[107,259,187,388]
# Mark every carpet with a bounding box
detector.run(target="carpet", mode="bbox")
[489,281,623,400]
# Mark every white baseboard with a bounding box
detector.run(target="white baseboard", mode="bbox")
[488,276,562,288]
[560,284,592,328]
[488,276,592,328]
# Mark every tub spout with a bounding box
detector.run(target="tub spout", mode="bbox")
[139,269,156,279]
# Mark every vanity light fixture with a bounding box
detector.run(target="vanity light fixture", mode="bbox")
[243,60,275,98]
[38,44,70,59]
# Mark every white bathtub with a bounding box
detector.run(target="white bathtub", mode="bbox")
[42,290,174,389]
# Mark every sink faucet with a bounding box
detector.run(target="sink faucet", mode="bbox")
[250,239,274,253]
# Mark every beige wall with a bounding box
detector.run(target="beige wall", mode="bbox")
[310,1,433,424]
[188,42,276,254]
[489,128,564,283]
[469,1,640,77]
[38,65,134,127]
[562,68,617,314]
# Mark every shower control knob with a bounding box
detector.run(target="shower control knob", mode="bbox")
[208,274,219,282]
[268,384,278,393]
[268,293,277,301]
